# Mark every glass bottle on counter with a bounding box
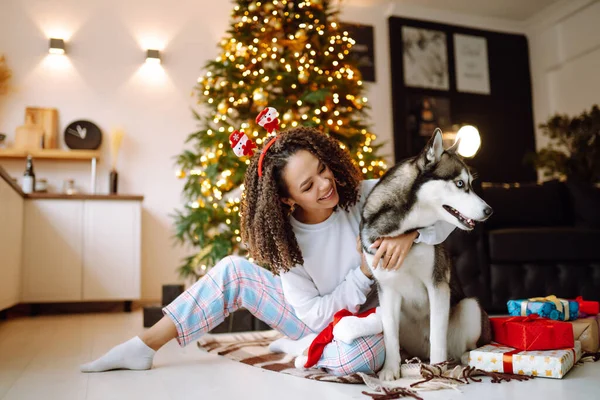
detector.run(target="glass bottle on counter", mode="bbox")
[22,155,36,194]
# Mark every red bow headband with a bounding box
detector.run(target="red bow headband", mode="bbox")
[229,107,281,178]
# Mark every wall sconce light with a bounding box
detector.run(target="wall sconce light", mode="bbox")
[49,38,66,55]
[456,125,481,158]
[146,49,161,64]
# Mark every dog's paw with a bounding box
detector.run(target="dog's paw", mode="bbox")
[429,356,448,366]
[378,366,401,381]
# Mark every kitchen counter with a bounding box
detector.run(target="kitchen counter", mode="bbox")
[1,162,143,311]
[0,164,143,201]
[0,162,24,196]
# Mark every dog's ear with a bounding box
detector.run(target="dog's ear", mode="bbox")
[422,128,444,168]
[446,136,461,155]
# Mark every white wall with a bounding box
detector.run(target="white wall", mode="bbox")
[527,0,600,152]
[0,0,530,300]
[0,0,228,299]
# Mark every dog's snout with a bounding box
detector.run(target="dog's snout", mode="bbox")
[484,206,493,216]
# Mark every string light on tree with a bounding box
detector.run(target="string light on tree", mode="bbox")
[173,0,387,282]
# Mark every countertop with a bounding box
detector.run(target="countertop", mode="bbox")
[0,164,144,201]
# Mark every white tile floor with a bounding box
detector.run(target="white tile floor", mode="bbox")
[1,310,600,400]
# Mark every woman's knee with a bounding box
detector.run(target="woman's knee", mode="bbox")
[323,335,385,376]
[211,256,250,278]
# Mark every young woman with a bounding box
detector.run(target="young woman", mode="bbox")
[80,126,454,376]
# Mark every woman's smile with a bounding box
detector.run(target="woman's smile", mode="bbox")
[319,186,335,201]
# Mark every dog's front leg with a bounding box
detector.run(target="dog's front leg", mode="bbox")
[427,282,450,365]
[377,285,403,381]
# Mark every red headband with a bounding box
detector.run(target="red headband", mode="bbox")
[257,135,278,178]
[255,106,281,178]
[229,107,281,178]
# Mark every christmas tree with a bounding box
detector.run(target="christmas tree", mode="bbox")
[174,0,387,281]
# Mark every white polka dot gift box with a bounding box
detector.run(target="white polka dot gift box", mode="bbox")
[468,341,581,379]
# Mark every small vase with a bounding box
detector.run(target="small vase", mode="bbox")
[109,169,118,194]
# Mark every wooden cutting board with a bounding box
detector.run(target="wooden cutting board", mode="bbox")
[15,116,44,150]
[25,107,58,149]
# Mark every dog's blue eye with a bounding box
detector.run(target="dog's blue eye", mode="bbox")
[456,180,464,188]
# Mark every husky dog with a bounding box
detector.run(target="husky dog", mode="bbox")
[360,129,493,381]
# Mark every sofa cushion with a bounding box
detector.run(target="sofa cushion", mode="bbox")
[489,262,600,313]
[481,181,572,229]
[488,227,600,262]
[566,181,600,228]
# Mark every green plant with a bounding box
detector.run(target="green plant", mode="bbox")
[528,105,600,183]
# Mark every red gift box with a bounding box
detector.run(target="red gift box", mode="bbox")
[490,315,574,351]
[575,296,599,316]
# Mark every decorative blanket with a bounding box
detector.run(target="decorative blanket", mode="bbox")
[197,330,538,399]
[197,330,364,383]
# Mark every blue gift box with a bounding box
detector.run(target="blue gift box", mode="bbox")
[507,297,579,321]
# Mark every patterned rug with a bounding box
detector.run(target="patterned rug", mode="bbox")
[196,330,536,399]
[196,330,364,383]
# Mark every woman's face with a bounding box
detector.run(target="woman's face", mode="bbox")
[281,149,339,216]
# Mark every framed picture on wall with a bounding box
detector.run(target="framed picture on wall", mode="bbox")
[341,22,376,82]
[453,34,491,95]
[406,95,452,155]
[402,26,449,90]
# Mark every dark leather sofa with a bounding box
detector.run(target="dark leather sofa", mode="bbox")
[446,180,600,314]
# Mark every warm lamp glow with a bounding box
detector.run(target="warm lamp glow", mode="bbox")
[456,125,481,158]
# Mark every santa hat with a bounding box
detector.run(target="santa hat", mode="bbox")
[229,130,243,147]
[255,108,270,124]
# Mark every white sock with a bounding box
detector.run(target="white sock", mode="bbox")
[333,312,383,344]
[268,333,317,357]
[80,336,156,372]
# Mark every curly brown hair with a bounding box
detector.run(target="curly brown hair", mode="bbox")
[240,126,362,274]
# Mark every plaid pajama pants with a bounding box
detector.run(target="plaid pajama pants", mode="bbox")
[162,255,385,376]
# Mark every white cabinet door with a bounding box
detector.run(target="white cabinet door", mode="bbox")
[21,200,83,302]
[82,201,141,301]
[0,179,24,310]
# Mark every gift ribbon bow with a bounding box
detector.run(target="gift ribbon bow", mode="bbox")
[523,295,569,318]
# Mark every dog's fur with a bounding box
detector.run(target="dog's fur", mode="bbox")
[360,129,493,381]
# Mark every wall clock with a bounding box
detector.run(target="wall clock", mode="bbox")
[64,120,102,150]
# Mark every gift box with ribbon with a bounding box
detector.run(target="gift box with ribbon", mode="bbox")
[574,296,599,316]
[507,295,579,321]
[585,314,600,347]
[569,318,599,353]
[468,341,581,379]
[490,315,574,351]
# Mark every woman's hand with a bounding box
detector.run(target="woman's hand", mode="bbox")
[356,237,373,279]
[370,232,418,271]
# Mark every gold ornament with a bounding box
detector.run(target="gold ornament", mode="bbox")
[248,2,257,12]
[325,96,334,110]
[295,29,307,41]
[253,87,268,107]
[218,101,228,114]
[298,71,309,84]
[264,3,275,12]
[353,96,364,108]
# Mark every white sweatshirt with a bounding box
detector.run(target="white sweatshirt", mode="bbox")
[280,179,456,332]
